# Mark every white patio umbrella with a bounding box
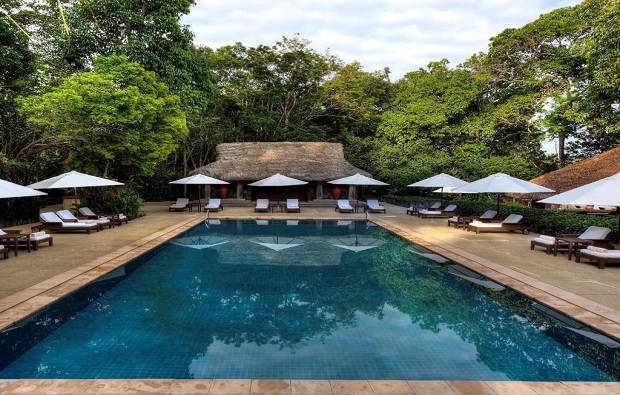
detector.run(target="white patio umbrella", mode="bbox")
[538,171,620,233]
[408,173,468,202]
[169,174,228,206]
[28,170,124,208]
[452,172,554,212]
[327,173,388,201]
[248,173,308,206]
[0,179,47,199]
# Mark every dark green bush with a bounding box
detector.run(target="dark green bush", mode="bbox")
[82,186,144,220]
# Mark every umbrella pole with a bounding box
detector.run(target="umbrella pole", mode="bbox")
[496,194,500,214]
[74,187,79,212]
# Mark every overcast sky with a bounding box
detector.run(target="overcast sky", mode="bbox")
[182,0,582,81]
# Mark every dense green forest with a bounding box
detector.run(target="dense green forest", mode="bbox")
[1,0,620,200]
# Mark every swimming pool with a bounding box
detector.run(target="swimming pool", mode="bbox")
[0,219,618,380]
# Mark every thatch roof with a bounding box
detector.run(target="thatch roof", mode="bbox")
[191,142,370,181]
[526,146,620,200]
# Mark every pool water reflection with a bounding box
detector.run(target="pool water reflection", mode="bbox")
[0,220,618,380]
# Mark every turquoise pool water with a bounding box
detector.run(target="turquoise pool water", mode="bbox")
[0,219,618,380]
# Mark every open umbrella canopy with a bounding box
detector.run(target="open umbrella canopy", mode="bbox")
[0,179,47,199]
[169,174,228,186]
[170,174,229,204]
[452,172,554,212]
[28,170,124,189]
[407,173,467,189]
[248,173,308,187]
[328,173,388,186]
[538,172,620,235]
[453,172,554,194]
[28,170,124,209]
[538,172,620,206]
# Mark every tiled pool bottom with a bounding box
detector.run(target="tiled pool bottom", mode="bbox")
[1,219,619,383]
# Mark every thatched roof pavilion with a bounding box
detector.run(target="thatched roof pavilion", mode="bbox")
[192,142,369,181]
[191,142,371,200]
[527,146,620,201]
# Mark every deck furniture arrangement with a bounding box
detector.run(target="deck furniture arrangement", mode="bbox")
[39,212,100,234]
[57,209,111,230]
[418,204,458,218]
[0,229,21,256]
[79,207,128,226]
[530,234,560,255]
[286,198,300,213]
[407,201,441,215]
[255,199,270,213]
[557,226,612,260]
[365,199,386,214]
[18,231,53,251]
[466,214,528,234]
[335,199,354,213]
[169,198,189,212]
[204,198,224,212]
[575,245,620,269]
[447,210,498,229]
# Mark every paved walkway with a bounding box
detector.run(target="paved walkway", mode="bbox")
[1,201,619,394]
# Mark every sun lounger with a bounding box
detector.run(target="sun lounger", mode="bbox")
[575,245,620,269]
[204,198,223,212]
[448,210,497,229]
[466,214,528,234]
[169,198,189,212]
[336,199,354,213]
[18,231,53,251]
[57,209,111,230]
[419,204,457,218]
[286,198,300,213]
[365,199,386,214]
[79,207,128,226]
[557,226,612,260]
[255,199,270,212]
[39,212,100,234]
[0,244,7,259]
[530,234,560,255]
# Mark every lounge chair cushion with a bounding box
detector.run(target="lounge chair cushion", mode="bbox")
[579,226,612,240]
[502,214,523,224]
[479,210,498,220]
[533,237,555,246]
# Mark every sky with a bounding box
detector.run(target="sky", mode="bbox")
[182,0,582,81]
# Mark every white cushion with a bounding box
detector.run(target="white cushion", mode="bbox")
[502,214,523,224]
[587,245,609,253]
[534,237,555,246]
[539,235,556,241]
[40,212,62,223]
[579,248,620,258]
[579,226,611,240]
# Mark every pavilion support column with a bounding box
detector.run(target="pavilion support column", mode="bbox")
[236,181,244,199]
[204,185,211,200]
[316,181,323,200]
[349,185,357,201]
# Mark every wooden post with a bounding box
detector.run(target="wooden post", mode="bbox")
[236,181,244,199]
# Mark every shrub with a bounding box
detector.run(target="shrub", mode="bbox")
[81,187,144,220]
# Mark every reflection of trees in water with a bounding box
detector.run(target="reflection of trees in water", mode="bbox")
[136,231,618,381]
[371,238,618,381]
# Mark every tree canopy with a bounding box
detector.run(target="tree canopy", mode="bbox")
[1,0,620,195]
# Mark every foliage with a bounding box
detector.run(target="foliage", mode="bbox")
[81,186,144,220]
[17,55,188,182]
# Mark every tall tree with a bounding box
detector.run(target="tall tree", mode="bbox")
[205,35,342,143]
[17,55,188,181]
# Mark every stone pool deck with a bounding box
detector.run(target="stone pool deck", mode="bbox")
[1,201,619,394]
